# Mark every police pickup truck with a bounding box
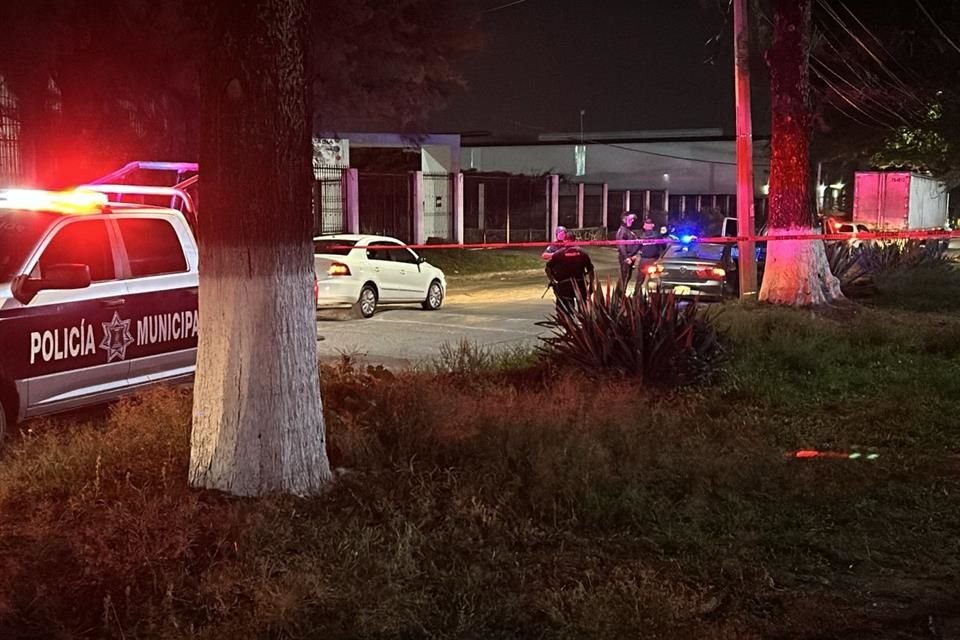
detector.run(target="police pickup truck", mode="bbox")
[0,189,198,439]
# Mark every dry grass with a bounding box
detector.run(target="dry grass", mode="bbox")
[2,288,960,638]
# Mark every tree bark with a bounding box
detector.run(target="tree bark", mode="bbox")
[759,0,843,306]
[189,0,332,496]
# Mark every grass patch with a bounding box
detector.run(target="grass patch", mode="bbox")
[869,263,960,313]
[3,270,960,638]
[423,248,543,276]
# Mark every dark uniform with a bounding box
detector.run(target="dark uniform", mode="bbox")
[545,245,595,317]
[616,221,640,287]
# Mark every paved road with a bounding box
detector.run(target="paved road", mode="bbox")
[316,248,623,367]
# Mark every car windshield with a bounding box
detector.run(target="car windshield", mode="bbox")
[0,210,56,282]
[314,239,357,255]
[664,242,725,261]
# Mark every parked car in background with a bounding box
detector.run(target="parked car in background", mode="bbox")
[313,234,446,318]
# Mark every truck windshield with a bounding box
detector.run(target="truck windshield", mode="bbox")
[0,210,56,282]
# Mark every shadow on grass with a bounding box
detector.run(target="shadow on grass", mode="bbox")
[867,263,960,313]
[3,293,960,638]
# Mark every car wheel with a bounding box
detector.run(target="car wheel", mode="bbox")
[353,284,378,319]
[422,280,443,310]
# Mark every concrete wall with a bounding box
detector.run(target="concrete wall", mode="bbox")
[462,140,770,196]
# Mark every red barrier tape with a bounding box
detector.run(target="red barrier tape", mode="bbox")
[318,230,960,252]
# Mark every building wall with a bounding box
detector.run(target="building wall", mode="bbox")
[462,139,770,196]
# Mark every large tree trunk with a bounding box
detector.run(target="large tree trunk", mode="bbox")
[759,0,843,306]
[189,0,332,496]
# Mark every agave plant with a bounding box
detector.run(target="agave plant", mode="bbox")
[826,239,951,297]
[537,279,726,387]
[825,242,876,297]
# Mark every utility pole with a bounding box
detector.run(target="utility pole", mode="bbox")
[733,0,758,298]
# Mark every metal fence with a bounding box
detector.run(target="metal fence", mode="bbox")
[312,167,345,235]
[463,173,548,243]
[582,182,605,228]
[557,181,578,229]
[0,76,21,185]
[357,172,412,243]
[423,173,453,241]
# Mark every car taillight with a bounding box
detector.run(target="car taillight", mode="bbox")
[646,264,664,275]
[696,267,726,279]
[328,263,351,276]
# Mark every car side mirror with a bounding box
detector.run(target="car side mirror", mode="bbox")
[12,263,92,304]
[417,256,425,264]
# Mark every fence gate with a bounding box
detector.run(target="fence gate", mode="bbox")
[423,173,453,241]
[357,172,412,243]
[0,76,21,185]
[313,167,345,235]
[463,173,548,244]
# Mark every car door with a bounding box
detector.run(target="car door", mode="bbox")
[112,215,199,386]
[386,242,431,300]
[365,241,405,301]
[15,218,131,417]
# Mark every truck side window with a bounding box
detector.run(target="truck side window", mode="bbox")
[38,220,115,282]
[116,218,188,277]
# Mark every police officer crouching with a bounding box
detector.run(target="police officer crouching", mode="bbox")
[545,232,595,318]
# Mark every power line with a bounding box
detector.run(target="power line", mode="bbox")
[815,28,927,112]
[502,119,769,166]
[816,0,918,97]
[914,0,960,55]
[482,0,527,13]
[810,55,912,125]
[837,0,922,82]
[810,67,900,129]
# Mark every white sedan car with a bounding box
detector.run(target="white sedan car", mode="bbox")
[314,234,446,318]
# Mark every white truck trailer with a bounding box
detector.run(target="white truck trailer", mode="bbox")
[852,171,950,231]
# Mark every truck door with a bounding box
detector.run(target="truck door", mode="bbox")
[112,216,199,385]
[17,218,131,417]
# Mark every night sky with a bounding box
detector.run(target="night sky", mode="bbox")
[429,0,751,138]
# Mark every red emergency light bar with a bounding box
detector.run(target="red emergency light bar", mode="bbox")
[0,189,110,214]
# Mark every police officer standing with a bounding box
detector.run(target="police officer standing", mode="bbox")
[542,225,569,260]
[616,212,640,290]
[638,216,663,271]
[545,232,595,317]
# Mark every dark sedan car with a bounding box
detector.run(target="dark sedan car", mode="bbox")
[642,239,767,301]
[641,242,732,300]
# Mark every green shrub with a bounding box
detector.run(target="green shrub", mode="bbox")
[538,285,727,386]
[825,242,875,297]
[425,339,538,375]
[826,239,952,297]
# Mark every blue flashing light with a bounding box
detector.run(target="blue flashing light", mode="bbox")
[680,234,697,245]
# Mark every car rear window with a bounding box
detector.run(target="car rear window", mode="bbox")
[664,243,725,261]
[314,239,357,255]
